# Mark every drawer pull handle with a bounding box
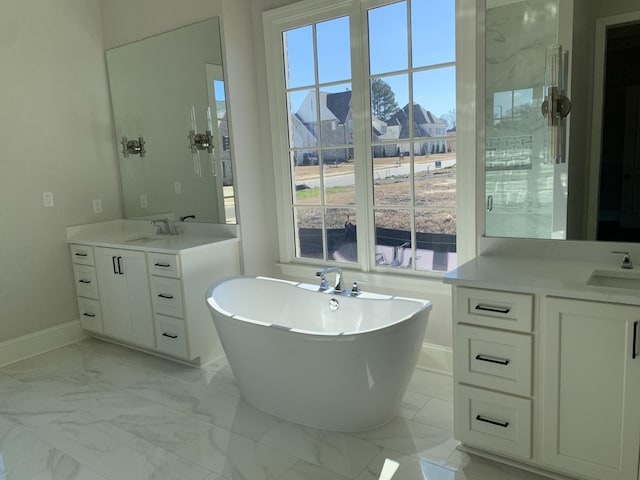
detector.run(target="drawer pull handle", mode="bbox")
[74,252,88,257]
[476,415,509,428]
[475,354,510,366]
[78,279,92,284]
[158,294,174,299]
[475,304,510,314]
[82,313,96,318]
[162,333,178,339]
[633,321,638,360]
[155,262,171,268]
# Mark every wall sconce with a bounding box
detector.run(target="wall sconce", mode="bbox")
[541,45,571,164]
[121,136,146,158]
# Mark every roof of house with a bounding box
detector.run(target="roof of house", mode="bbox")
[326,91,352,124]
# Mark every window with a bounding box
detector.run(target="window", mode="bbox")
[266,0,457,274]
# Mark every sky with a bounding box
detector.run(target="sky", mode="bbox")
[284,0,456,120]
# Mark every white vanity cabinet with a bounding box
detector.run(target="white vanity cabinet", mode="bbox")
[69,226,240,366]
[94,247,155,349]
[453,287,534,460]
[70,244,102,333]
[446,257,640,480]
[541,297,640,480]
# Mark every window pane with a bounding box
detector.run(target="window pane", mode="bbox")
[288,89,317,149]
[411,0,455,67]
[374,209,411,268]
[414,209,456,272]
[293,150,320,204]
[371,74,407,141]
[368,2,408,75]
[327,208,357,263]
[322,149,355,205]
[320,84,353,147]
[294,206,324,259]
[415,142,456,207]
[373,150,411,206]
[317,17,351,84]
[412,67,456,137]
[284,26,315,88]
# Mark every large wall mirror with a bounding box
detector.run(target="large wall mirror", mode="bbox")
[106,17,236,224]
[484,0,640,242]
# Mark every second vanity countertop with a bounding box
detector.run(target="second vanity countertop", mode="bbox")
[66,219,240,254]
[443,254,640,306]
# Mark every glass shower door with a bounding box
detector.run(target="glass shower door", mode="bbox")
[485,0,571,239]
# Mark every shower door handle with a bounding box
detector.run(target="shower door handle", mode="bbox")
[486,195,493,212]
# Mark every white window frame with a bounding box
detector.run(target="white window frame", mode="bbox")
[263,0,478,282]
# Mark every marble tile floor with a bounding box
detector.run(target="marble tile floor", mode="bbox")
[0,338,551,480]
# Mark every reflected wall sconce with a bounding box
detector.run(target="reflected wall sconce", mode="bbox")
[121,136,146,158]
[541,45,571,164]
[188,129,214,154]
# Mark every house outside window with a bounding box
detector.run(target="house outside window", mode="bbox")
[265,0,457,274]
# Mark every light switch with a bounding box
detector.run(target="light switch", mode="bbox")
[174,181,182,194]
[92,199,103,214]
[139,194,148,208]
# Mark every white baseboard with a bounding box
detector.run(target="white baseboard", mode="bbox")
[0,320,87,368]
[417,342,453,375]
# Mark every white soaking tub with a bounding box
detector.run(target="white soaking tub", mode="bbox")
[206,276,431,431]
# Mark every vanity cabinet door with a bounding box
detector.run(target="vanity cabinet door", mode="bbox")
[95,248,155,349]
[541,297,640,480]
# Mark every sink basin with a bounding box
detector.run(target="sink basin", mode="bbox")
[586,269,640,290]
[124,236,164,243]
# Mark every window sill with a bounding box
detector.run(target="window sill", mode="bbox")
[275,262,452,298]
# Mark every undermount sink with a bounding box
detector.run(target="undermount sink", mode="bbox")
[124,236,164,243]
[586,269,640,290]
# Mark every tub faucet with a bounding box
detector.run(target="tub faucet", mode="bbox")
[316,266,343,292]
[392,242,410,266]
[612,251,633,269]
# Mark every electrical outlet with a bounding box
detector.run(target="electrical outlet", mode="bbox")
[43,192,54,207]
[139,194,148,208]
[92,199,103,214]
[174,181,182,194]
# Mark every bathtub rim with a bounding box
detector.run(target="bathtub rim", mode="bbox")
[206,275,432,338]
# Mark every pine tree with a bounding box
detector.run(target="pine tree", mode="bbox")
[371,79,399,122]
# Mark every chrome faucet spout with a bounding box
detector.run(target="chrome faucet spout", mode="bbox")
[316,266,343,291]
[151,218,171,235]
[612,251,633,269]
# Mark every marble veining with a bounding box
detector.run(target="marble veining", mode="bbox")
[0,338,553,479]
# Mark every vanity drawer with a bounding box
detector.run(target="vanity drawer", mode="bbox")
[147,253,181,279]
[77,297,102,333]
[73,265,99,300]
[455,287,533,332]
[154,314,189,359]
[455,384,531,459]
[150,277,184,318]
[70,244,94,266]
[454,325,532,396]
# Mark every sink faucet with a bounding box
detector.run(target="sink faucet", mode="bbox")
[316,266,343,292]
[151,218,171,235]
[612,251,633,269]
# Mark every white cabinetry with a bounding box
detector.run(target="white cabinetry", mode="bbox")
[541,297,640,480]
[453,287,534,460]
[70,236,240,366]
[94,247,155,349]
[71,244,102,333]
[450,281,640,480]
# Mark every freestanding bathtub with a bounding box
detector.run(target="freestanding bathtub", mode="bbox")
[206,276,432,431]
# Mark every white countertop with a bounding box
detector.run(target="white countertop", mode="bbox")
[443,255,640,306]
[66,219,239,254]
